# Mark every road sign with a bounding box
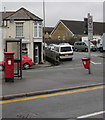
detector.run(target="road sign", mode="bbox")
[88,14,93,34]
[88,13,93,41]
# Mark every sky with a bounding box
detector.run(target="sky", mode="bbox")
[0,0,104,61]
[0,0,104,27]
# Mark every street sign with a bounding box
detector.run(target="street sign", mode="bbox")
[88,14,93,34]
[88,13,93,41]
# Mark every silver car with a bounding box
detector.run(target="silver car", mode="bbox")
[74,42,96,52]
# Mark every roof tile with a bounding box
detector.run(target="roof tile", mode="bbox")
[61,20,103,35]
[2,7,42,21]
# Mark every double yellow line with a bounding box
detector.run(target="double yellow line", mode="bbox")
[0,85,105,104]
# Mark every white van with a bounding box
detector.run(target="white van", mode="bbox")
[54,44,73,60]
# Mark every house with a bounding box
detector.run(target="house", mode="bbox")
[51,20,103,44]
[1,7,43,64]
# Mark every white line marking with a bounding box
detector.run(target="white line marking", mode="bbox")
[91,61,102,65]
[77,110,105,118]
[27,66,82,72]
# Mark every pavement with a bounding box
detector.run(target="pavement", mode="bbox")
[32,61,53,68]
[1,59,104,100]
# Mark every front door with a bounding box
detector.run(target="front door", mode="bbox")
[35,46,39,64]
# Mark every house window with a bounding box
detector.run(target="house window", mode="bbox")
[63,36,65,40]
[22,43,28,55]
[39,23,42,37]
[22,43,27,49]
[34,22,42,38]
[16,23,24,37]
[34,23,37,37]
[58,36,61,40]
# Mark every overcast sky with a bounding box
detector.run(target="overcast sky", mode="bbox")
[1,0,104,27]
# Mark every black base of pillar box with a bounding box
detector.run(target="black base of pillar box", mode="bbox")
[5,78,14,82]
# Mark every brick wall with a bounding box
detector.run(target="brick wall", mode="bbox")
[51,22,73,40]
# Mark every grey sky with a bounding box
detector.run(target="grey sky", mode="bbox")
[1,1,104,27]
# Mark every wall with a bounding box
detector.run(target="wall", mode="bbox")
[3,20,43,63]
[51,22,73,40]
[0,27,3,61]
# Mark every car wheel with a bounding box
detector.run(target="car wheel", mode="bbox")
[75,48,78,52]
[23,63,30,69]
[55,57,60,65]
[70,58,73,61]
[56,56,60,62]
[0,65,4,71]
[92,49,97,52]
[85,48,88,52]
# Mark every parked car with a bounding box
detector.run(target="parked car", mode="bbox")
[0,55,35,71]
[43,42,48,48]
[48,44,57,50]
[59,43,70,45]
[54,44,74,60]
[59,43,74,51]
[0,61,4,71]
[22,55,35,69]
[74,41,97,52]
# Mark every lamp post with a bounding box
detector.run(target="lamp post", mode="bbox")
[88,13,93,74]
[43,0,46,62]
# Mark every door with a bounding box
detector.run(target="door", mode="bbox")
[35,46,39,64]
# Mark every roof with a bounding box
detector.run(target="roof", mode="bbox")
[93,22,103,35]
[61,20,84,35]
[1,7,43,21]
[1,12,15,19]
[44,27,54,33]
[52,20,103,35]
[56,44,72,47]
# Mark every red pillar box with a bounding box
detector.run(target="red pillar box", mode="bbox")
[82,57,90,69]
[4,52,14,82]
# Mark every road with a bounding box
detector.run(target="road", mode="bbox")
[1,51,104,119]
[2,85,104,118]
[2,51,103,96]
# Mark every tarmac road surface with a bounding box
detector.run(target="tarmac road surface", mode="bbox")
[2,85,104,118]
[1,51,104,97]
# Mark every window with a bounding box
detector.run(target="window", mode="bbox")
[83,43,86,45]
[58,36,61,40]
[39,23,42,37]
[61,47,72,52]
[22,43,28,55]
[55,47,59,52]
[16,23,23,37]
[34,23,37,37]
[22,44,27,50]
[34,22,42,38]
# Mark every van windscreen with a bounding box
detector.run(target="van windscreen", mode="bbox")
[61,47,72,52]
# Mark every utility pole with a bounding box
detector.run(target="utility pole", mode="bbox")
[0,6,3,62]
[88,13,93,74]
[43,0,46,62]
